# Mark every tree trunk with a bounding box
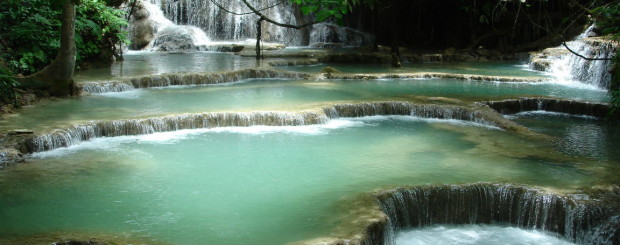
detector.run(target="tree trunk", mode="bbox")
[256,18,263,60]
[19,0,76,96]
[390,1,401,68]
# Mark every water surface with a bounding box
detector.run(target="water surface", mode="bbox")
[0,117,599,244]
[1,79,609,132]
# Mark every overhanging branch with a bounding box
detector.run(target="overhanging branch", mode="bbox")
[562,42,613,61]
[209,0,289,16]
[239,0,315,29]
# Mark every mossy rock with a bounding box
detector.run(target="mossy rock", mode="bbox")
[321,66,341,74]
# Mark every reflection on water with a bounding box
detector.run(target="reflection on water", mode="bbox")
[510,111,620,161]
[74,51,257,81]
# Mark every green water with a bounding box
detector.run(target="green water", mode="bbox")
[278,61,547,77]
[510,112,620,161]
[0,117,597,244]
[73,51,257,82]
[1,51,616,244]
[0,78,609,131]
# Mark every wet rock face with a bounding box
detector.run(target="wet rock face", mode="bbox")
[0,148,23,167]
[129,1,160,50]
[151,26,205,51]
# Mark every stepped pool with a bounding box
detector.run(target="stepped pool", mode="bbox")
[1,52,618,244]
[1,77,609,132]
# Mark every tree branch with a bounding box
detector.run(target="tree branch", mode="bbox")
[209,0,289,16]
[562,42,613,61]
[239,0,315,29]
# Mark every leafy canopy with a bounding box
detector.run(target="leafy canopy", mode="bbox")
[290,0,379,23]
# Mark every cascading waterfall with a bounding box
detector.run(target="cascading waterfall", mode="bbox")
[130,0,212,51]
[531,26,617,89]
[23,102,514,153]
[372,184,619,245]
[147,0,304,45]
[565,39,616,89]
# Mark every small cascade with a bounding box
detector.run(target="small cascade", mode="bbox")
[80,81,136,93]
[129,0,212,51]
[485,97,610,117]
[78,68,312,94]
[323,102,502,128]
[23,102,516,153]
[566,38,616,89]
[24,111,328,153]
[530,26,617,89]
[373,184,619,245]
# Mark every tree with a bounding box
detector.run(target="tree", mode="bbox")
[17,0,76,97]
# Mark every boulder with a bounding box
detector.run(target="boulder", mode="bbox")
[151,26,210,51]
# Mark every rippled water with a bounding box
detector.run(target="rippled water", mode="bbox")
[1,51,616,244]
[74,51,257,81]
[0,117,594,244]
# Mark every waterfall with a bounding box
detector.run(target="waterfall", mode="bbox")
[565,39,616,89]
[484,97,610,117]
[374,184,619,245]
[530,27,617,89]
[146,0,304,45]
[25,111,329,153]
[23,102,516,153]
[323,102,509,128]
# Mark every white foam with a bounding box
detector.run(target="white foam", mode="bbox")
[95,89,144,99]
[395,225,574,245]
[28,119,366,158]
[28,116,500,159]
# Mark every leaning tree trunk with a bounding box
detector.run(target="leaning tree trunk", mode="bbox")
[19,0,76,97]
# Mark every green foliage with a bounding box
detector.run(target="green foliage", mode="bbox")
[75,0,129,62]
[0,66,19,106]
[0,0,128,75]
[594,3,620,119]
[290,0,379,23]
[0,0,61,74]
[594,3,620,40]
